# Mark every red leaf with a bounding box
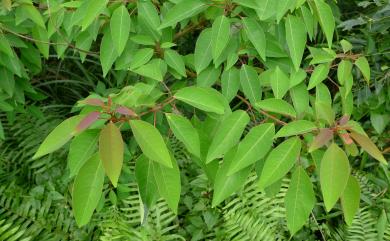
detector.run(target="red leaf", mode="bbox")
[339,115,350,126]
[81,98,104,107]
[309,128,333,152]
[340,132,353,145]
[115,106,138,117]
[74,111,101,133]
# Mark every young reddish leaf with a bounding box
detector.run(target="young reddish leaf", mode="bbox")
[309,128,333,152]
[339,115,350,126]
[349,132,387,164]
[81,98,105,107]
[115,106,138,117]
[99,122,124,187]
[74,111,101,134]
[339,132,353,145]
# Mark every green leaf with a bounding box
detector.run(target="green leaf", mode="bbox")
[166,113,200,157]
[174,86,225,115]
[300,5,315,40]
[164,49,186,77]
[320,143,350,212]
[197,66,220,87]
[110,5,131,55]
[194,29,213,74]
[68,130,99,177]
[341,175,360,226]
[340,39,353,53]
[0,67,15,97]
[0,34,14,57]
[258,137,301,189]
[270,66,290,99]
[242,17,266,60]
[20,4,45,28]
[255,98,297,118]
[285,166,315,235]
[349,132,386,164]
[276,0,296,22]
[355,56,370,84]
[315,101,335,125]
[290,83,310,117]
[240,64,262,104]
[135,154,159,207]
[212,147,251,207]
[206,110,249,163]
[285,14,307,71]
[275,120,317,138]
[227,123,275,175]
[100,30,119,77]
[130,120,172,168]
[308,47,337,65]
[129,48,154,70]
[72,153,105,227]
[79,0,108,31]
[313,0,335,48]
[256,0,277,20]
[337,60,353,85]
[154,154,181,213]
[33,115,85,159]
[211,15,230,62]
[137,0,161,40]
[99,122,124,187]
[221,67,240,102]
[31,26,49,59]
[159,0,208,29]
[290,69,307,88]
[132,59,165,82]
[307,63,330,90]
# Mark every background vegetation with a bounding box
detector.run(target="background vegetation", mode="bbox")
[0,0,389,240]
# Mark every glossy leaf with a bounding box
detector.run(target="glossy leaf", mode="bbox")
[72,154,104,227]
[211,15,230,62]
[110,5,131,55]
[68,130,99,177]
[242,17,266,60]
[320,143,350,212]
[341,175,360,226]
[275,120,317,138]
[258,137,302,189]
[285,166,315,235]
[130,120,172,168]
[255,98,297,118]
[313,0,335,48]
[228,123,275,175]
[166,113,200,157]
[349,132,386,164]
[99,122,124,187]
[206,110,250,163]
[212,147,251,207]
[174,86,225,115]
[33,115,85,159]
[285,14,307,71]
[240,64,262,104]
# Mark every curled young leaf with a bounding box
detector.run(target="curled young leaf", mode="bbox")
[74,111,101,134]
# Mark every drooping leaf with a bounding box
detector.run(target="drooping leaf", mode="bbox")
[100,30,119,77]
[313,0,335,48]
[308,128,334,152]
[206,110,250,163]
[221,67,240,102]
[164,49,186,77]
[68,130,99,177]
[290,83,310,117]
[349,132,386,164]
[307,63,330,90]
[110,5,131,55]
[75,111,101,134]
[270,66,290,99]
[212,147,251,207]
[194,29,213,74]
[159,1,208,29]
[99,122,124,187]
[337,60,353,85]
[258,137,302,189]
[78,0,108,31]
[166,113,200,157]
[355,56,370,84]
[276,0,296,22]
[174,86,225,115]
[285,166,315,235]
[228,123,275,175]
[135,154,159,208]
[275,120,317,138]
[33,115,85,159]
[72,153,105,227]
[130,119,172,168]
[320,143,350,212]
[285,14,307,71]
[0,67,15,97]
[242,17,266,60]
[211,15,230,62]
[240,64,262,104]
[255,98,297,118]
[341,175,360,226]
